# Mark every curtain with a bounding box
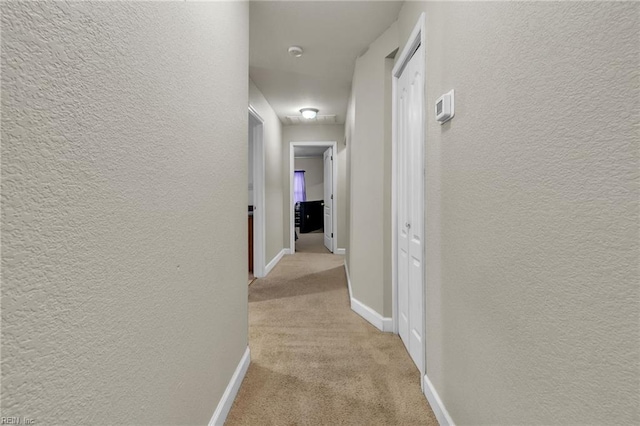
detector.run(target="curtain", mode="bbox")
[294,170,306,204]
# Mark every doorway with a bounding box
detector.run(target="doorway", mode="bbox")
[392,14,426,378]
[249,106,266,279]
[289,141,338,254]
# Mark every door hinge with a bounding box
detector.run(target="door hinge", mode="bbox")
[331,156,333,160]
[331,194,333,200]
[331,233,334,237]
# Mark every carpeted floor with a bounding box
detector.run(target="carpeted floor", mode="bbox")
[226,252,438,425]
[295,228,331,254]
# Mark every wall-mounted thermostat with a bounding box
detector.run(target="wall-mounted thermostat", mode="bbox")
[435,90,454,124]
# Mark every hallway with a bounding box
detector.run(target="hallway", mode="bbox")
[295,229,331,254]
[2,1,637,424]
[227,252,437,425]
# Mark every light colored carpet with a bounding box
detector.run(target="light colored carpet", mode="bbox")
[226,252,438,425]
[295,230,331,254]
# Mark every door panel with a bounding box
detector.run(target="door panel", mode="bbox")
[323,148,333,252]
[397,45,424,373]
[408,64,424,372]
[398,85,410,344]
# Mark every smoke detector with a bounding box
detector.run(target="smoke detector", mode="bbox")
[288,46,303,58]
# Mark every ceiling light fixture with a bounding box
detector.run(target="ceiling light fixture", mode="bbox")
[300,108,318,119]
[288,46,304,58]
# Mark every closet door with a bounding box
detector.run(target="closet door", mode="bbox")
[397,43,424,373]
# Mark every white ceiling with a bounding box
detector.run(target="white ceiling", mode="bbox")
[249,1,402,125]
[294,146,328,157]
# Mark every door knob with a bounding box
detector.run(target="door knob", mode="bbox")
[405,222,411,228]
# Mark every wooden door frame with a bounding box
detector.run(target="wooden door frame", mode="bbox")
[391,13,426,380]
[289,141,338,253]
[249,105,266,277]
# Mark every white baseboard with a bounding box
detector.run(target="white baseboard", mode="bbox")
[335,248,346,255]
[350,297,393,332]
[284,248,293,255]
[344,260,353,300]
[423,373,455,426]
[209,346,251,426]
[344,260,392,332]
[265,248,286,276]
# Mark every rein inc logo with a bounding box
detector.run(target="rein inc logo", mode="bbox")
[1,418,35,425]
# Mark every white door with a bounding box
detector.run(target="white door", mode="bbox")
[397,44,424,373]
[323,148,333,252]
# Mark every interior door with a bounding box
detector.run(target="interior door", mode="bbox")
[323,148,333,252]
[397,44,424,373]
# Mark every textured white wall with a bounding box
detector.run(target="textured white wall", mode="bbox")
[282,124,346,249]
[1,2,249,424]
[344,89,355,268]
[249,79,284,264]
[397,2,639,423]
[346,22,398,316]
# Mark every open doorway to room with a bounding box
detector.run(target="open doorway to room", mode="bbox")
[289,141,338,254]
[248,106,266,283]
